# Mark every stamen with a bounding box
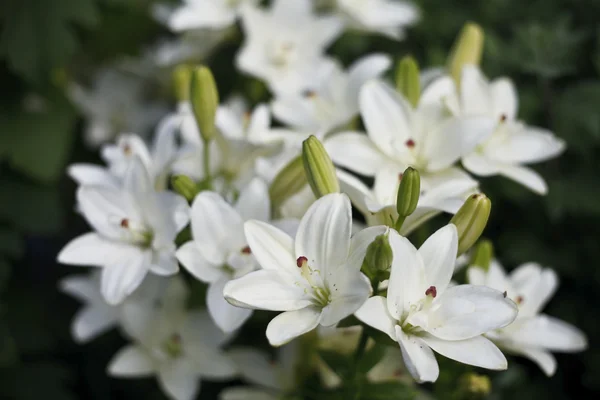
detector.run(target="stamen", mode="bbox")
[120,218,129,228]
[503,291,507,298]
[123,143,132,155]
[241,246,251,254]
[398,173,403,181]
[499,114,507,122]
[515,295,524,304]
[302,90,317,98]
[425,286,437,298]
[405,139,416,148]
[297,256,308,268]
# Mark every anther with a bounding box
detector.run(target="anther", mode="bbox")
[503,291,507,298]
[123,143,132,155]
[405,139,416,148]
[499,114,507,122]
[296,256,308,268]
[516,295,524,304]
[241,246,251,254]
[120,218,129,228]
[425,286,437,298]
[302,90,316,98]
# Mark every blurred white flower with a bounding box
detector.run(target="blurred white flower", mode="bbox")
[335,0,419,39]
[325,79,493,189]
[58,158,189,305]
[468,260,588,376]
[163,0,259,32]
[337,167,478,235]
[224,193,385,346]
[177,179,272,332]
[422,65,566,194]
[271,54,391,134]
[67,69,167,148]
[356,226,518,383]
[236,0,343,95]
[108,278,236,400]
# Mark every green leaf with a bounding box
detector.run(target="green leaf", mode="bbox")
[0,0,99,84]
[0,91,77,183]
[318,350,352,381]
[360,382,417,400]
[358,344,387,375]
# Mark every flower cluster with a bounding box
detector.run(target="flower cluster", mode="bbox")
[59,1,585,399]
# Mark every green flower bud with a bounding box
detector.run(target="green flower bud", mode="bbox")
[190,66,219,143]
[364,233,393,277]
[394,167,420,231]
[172,64,193,102]
[269,155,307,211]
[451,194,492,256]
[395,56,421,107]
[470,239,494,272]
[171,175,199,202]
[302,135,340,198]
[447,22,484,85]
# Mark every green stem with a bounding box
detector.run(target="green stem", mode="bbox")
[394,215,406,232]
[203,139,212,188]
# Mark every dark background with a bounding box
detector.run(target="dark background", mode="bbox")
[1,0,599,398]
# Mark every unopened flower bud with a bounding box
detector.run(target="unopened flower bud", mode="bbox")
[447,22,484,85]
[451,193,492,256]
[364,233,393,277]
[394,167,420,231]
[395,56,421,107]
[470,239,494,272]
[302,135,340,198]
[171,175,198,202]
[190,66,219,143]
[269,155,307,211]
[172,64,193,102]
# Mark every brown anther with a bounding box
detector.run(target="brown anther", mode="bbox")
[405,139,416,148]
[499,114,507,122]
[302,90,317,98]
[425,286,437,298]
[123,143,132,155]
[243,111,251,121]
[471,194,480,199]
[398,173,403,181]
[120,218,130,228]
[516,295,524,304]
[296,256,308,268]
[241,246,252,254]
[503,291,507,298]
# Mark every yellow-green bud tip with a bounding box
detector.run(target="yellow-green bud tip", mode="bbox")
[364,233,393,277]
[447,22,484,85]
[395,56,421,108]
[450,193,492,255]
[172,64,193,102]
[190,66,219,143]
[302,135,340,198]
[269,155,308,211]
[171,175,198,202]
[470,239,494,272]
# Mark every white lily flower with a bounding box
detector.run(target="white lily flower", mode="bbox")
[177,178,276,332]
[271,54,391,134]
[108,289,237,400]
[236,0,343,95]
[325,79,493,188]
[337,167,478,235]
[356,226,518,383]
[468,260,588,376]
[57,158,189,305]
[224,193,385,346]
[67,69,167,148]
[68,131,178,190]
[335,0,419,40]
[422,65,566,194]
[164,0,258,32]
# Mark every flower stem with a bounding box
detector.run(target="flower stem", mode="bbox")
[394,215,406,232]
[203,140,212,188]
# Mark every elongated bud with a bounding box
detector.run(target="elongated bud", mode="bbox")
[172,64,193,102]
[364,234,393,277]
[395,56,421,107]
[269,155,307,210]
[190,66,219,142]
[451,193,492,255]
[396,167,420,217]
[171,175,199,202]
[447,22,484,85]
[302,135,340,198]
[470,239,493,271]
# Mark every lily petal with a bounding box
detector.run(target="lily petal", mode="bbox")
[396,327,439,383]
[325,132,388,177]
[108,345,155,377]
[419,224,458,297]
[421,334,507,370]
[388,230,425,319]
[355,296,397,341]
[208,278,253,333]
[244,220,297,276]
[266,306,322,346]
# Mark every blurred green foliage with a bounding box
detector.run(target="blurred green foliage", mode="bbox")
[1,0,599,399]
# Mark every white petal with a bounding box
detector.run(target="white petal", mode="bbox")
[244,220,297,276]
[462,152,500,176]
[490,124,565,164]
[359,80,413,160]
[220,387,279,400]
[325,132,387,177]
[68,164,119,187]
[227,348,282,390]
[336,169,373,215]
[421,334,507,370]
[418,224,458,297]
[347,53,392,103]
[427,285,518,340]
[149,252,179,276]
[176,241,226,283]
[208,278,253,333]
[320,275,371,326]
[224,270,311,311]
[508,315,587,352]
[490,78,518,120]
[101,250,151,305]
[497,164,548,195]
[76,186,134,240]
[72,306,118,343]
[511,263,557,317]
[157,359,199,400]
[396,327,439,383]
[295,193,352,276]
[346,225,389,271]
[191,191,245,264]
[266,307,322,346]
[460,66,492,116]
[499,343,557,376]
[235,178,271,222]
[123,156,153,194]
[181,310,233,349]
[387,230,425,319]
[108,345,155,377]
[58,233,123,267]
[355,296,397,340]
